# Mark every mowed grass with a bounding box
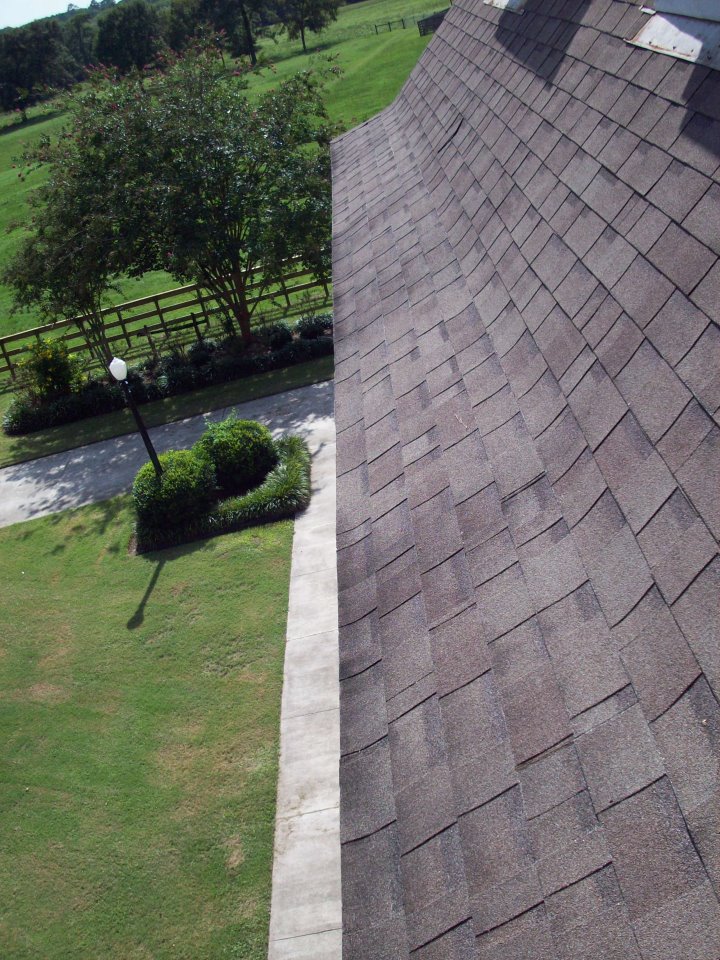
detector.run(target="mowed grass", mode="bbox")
[0,499,294,959]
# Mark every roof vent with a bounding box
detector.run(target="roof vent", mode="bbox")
[630,1,720,69]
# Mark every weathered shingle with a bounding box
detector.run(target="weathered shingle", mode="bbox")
[333,1,720,956]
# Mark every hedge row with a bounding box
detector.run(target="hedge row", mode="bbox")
[134,434,311,554]
[3,323,333,437]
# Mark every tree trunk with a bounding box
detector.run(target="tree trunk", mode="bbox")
[300,23,307,53]
[230,271,253,343]
[239,2,257,66]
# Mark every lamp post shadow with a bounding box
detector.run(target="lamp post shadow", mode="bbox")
[127,558,166,630]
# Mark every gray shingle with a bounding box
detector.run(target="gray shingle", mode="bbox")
[333,3,720,954]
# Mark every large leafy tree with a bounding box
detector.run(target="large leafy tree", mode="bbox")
[0,20,79,117]
[275,0,340,53]
[95,0,161,73]
[3,46,333,352]
[137,50,332,341]
[195,0,269,65]
[62,10,97,69]
[0,73,148,360]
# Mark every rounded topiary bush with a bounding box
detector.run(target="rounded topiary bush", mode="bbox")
[133,449,217,530]
[193,417,278,494]
[296,313,333,340]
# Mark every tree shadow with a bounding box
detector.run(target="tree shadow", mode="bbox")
[0,110,64,136]
[492,1,718,166]
[494,0,593,86]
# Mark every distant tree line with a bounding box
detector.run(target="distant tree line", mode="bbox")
[0,0,340,117]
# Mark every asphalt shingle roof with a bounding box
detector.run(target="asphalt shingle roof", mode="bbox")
[331,1,720,957]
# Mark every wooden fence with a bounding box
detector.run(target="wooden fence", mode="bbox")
[0,262,330,381]
[373,8,447,33]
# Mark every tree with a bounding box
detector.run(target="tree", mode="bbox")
[96,0,160,73]
[193,0,275,65]
[0,21,79,117]
[1,70,154,360]
[3,47,333,351]
[1,145,122,362]
[132,47,333,341]
[163,0,201,52]
[275,0,340,53]
[62,10,96,69]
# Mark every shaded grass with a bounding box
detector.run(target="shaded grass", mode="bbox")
[0,498,294,959]
[0,354,334,469]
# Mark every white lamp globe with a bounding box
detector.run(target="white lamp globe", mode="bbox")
[109,356,128,382]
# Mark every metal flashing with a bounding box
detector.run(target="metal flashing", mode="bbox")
[483,0,525,13]
[652,0,720,22]
[630,12,720,68]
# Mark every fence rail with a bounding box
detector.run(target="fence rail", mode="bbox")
[373,7,446,33]
[0,261,330,381]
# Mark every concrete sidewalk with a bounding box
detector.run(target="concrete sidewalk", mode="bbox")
[0,381,334,527]
[268,410,341,960]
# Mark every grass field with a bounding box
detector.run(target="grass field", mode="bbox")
[0,0,434,338]
[0,500,294,959]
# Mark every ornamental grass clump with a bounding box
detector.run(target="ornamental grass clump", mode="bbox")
[18,338,86,401]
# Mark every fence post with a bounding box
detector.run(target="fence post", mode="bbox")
[1,341,15,381]
[118,310,132,350]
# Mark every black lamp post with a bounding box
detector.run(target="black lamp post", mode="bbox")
[108,356,163,478]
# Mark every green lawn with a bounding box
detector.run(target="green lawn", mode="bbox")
[0,354,334,469]
[0,499,294,959]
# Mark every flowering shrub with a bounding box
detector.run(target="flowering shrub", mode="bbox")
[17,337,85,401]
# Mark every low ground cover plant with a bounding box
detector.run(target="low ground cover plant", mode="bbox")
[133,416,311,553]
[3,315,333,436]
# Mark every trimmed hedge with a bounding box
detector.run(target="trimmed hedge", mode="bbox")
[3,378,126,435]
[295,313,333,340]
[133,449,218,531]
[3,320,334,437]
[135,434,311,554]
[193,417,278,494]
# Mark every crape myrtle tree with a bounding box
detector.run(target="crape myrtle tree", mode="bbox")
[141,48,333,341]
[3,46,333,354]
[1,66,155,361]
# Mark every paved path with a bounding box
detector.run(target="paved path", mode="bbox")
[0,381,335,527]
[268,409,341,960]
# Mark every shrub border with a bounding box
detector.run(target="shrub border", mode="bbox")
[4,332,334,439]
[134,434,311,554]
